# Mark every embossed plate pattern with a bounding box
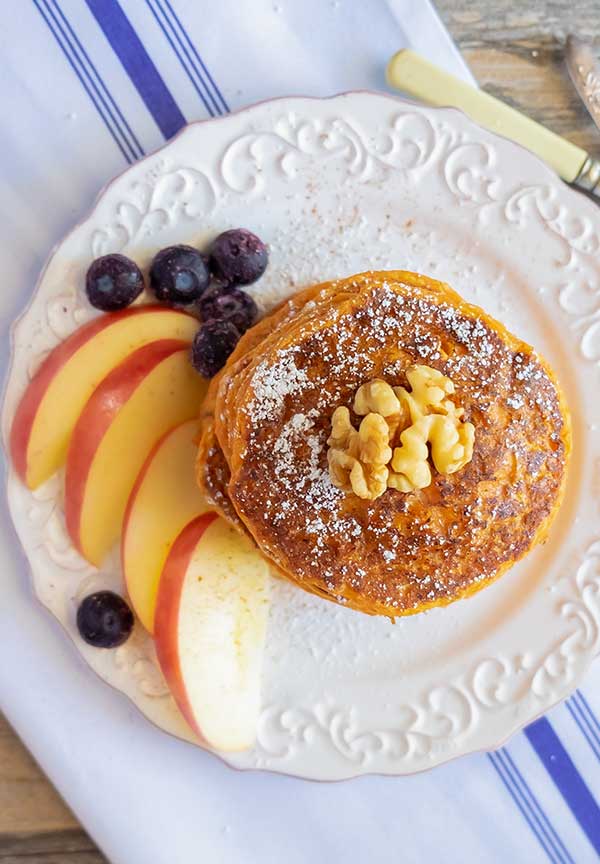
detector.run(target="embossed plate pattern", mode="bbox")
[2,93,599,779]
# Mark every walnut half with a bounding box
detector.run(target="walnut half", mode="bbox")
[327,365,475,500]
[327,407,390,500]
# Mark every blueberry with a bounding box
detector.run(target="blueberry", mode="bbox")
[210,229,268,286]
[198,285,258,335]
[86,254,144,311]
[77,591,134,648]
[149,245,210,304]
[191,320,240,378]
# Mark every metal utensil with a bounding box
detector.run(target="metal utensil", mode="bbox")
[566,35,600,131]
[386,49,600,198]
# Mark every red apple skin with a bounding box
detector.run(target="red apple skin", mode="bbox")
[120,419,209,633]
[154,512,218,739]
[9,306,196,487]
[64,339,188,556]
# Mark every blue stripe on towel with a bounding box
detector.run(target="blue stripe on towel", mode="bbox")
[34,0,139,162]
[84,0,186,139]
[574,692,600,741]
[159,0,229,113]
[145,0,217,117]
[51,0,144,159]
[525,717,600,857]
[488,749,574,864]
[567,694,600,762]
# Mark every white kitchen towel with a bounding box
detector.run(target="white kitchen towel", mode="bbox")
[0,2,599,863]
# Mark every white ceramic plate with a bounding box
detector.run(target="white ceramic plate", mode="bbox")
[2,93,599,781]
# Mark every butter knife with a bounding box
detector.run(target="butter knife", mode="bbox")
[565,35,600,131]
[386,50,600,198]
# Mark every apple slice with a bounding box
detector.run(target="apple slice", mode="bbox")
[122,419,210,634]
[65,340,206,566]
[155,514,270,751]
[10,306,198,489]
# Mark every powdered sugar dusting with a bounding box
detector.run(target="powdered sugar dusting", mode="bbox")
[228,276,567,613]
[249,351,310,421]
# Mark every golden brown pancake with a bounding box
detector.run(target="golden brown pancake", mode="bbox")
[197,283,325,528]
[197,270,571,617]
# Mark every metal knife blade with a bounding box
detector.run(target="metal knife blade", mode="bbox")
[565,35,600,132]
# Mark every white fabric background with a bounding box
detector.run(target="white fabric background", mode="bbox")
[0,2,598,863]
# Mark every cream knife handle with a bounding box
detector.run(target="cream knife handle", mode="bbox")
[386,50,588,184]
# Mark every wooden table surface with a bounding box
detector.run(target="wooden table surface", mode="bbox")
[1,2,598,862]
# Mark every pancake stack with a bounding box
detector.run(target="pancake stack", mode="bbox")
[196,270,571,617]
